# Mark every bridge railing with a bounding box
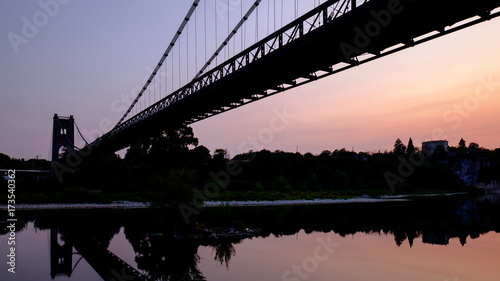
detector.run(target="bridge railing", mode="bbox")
[91,0,372,148]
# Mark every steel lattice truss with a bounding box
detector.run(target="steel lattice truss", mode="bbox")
[88,0,500,154]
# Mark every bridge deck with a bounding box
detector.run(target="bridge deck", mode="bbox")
[90,0,500,154]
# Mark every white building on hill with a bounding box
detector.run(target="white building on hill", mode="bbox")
[422,140,448,155]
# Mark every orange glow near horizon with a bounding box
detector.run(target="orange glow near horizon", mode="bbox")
[1,2,499,159]
[193,18,500,156]
[198,230,500,281]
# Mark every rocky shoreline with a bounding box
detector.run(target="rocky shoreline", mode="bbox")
[0,201,149,210]
[202,197,410,207]
[0,193,465,210]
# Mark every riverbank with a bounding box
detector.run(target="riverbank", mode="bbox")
[0,201,149,210]
[0,193,465,210]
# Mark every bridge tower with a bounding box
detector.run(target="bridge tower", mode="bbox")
[52,114,75,163]
[50,227,73,278]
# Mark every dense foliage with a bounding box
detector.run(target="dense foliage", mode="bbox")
[2,133,499,204]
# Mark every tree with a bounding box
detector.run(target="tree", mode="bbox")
[320,150,332,158]
[152,126,198,152]
[213,242,236,269]
[190,145,211,162]
[213,148,229,161]
[468,142,479,150]
[393,138,406,157]
[125,141,149,168]
[332,170,349,190]
[125,125,199,172]
[458,138,466,150]
[212,148,229,170]
[0,153,11,168]
[406,138,415,155]
[393,230,407,247]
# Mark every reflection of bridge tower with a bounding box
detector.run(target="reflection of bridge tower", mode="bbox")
[50,227,73,279]
[52,114,75,163]
[51,225,149,281]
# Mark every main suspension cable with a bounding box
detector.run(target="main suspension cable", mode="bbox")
[113,0,200,129]
[192,0,262,80]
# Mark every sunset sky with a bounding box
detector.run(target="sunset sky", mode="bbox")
[1,0,499,160]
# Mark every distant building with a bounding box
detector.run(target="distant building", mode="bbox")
[422,140,448,155]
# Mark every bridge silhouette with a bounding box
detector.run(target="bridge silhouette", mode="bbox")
[53,0,500,161]
[50,226,148,281]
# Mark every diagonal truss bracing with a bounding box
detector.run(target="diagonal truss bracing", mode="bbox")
[89,0,500,154]
[98,0,364,147]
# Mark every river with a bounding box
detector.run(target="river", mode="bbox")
[1,194,499,281]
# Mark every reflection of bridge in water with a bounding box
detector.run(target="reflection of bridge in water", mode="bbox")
[50,226,148,281]
[42,196,500,281]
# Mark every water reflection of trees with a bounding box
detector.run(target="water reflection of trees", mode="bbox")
[198,196,500,248]
[124,225,206,281]
[13,196,500,280]
[212,240,237,269]
[0,220,27,235]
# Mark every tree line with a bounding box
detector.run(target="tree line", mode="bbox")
[2,127,499,203]
[69,127,500,197]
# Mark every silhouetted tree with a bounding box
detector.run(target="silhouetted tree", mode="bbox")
[0,153,10,168]
[393,138,406,157]
[134,125,199,172]
[393,230,407,247]
[320,150,332,158]
[213,148,229,161]
[458,138,466,150]
[151,169,199,207]
[189,145,212,169]
[468,142,479,150]
[213,241,236,269]
[406,137,415,155]
[125,141,149,168]
[459,234,468,246]
[332,170,349,190]
[212,148,229,172]
[332,148,356,158]
[407,231,417,248]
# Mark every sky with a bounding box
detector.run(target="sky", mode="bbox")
[1,0,500,160]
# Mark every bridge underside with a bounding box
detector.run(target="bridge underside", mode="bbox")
[91,0,500,154]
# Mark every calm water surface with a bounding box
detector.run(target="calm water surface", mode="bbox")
[1,194,499,281]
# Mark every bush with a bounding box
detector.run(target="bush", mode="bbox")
[150,169,198,207]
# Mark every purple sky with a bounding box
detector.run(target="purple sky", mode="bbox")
[1,0,500,160]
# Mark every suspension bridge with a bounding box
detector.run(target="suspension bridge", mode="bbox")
[52,0,500,162]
